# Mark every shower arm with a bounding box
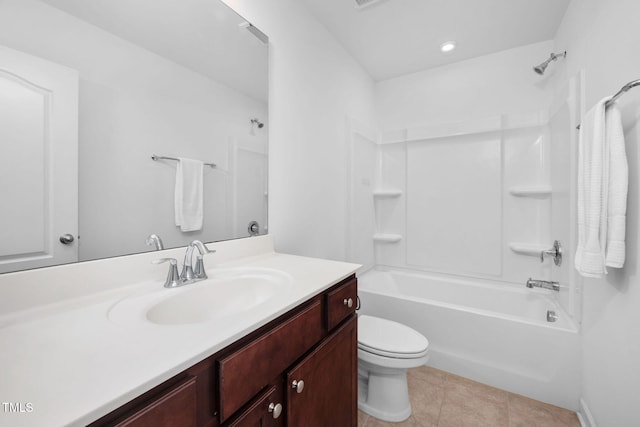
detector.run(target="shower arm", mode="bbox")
[549,51,566,61]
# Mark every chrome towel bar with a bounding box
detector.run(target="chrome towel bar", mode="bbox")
[576,78,640,129]
[605,78,640,108]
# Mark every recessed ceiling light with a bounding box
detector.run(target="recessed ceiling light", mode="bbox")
[440,41,456,53]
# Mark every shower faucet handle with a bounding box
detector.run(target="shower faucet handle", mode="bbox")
[540,240,563,266]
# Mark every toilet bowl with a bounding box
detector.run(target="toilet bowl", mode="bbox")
[357,315,429,422]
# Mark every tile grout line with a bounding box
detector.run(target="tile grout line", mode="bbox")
[435,372,454,427]
[434,383,445,427]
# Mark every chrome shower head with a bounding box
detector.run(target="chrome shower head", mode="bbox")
[533,51,566,75]
[533,62,549,75]
[251,118,264,129]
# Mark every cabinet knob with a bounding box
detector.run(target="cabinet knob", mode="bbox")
[291,379,305,394]
[268,402,282,419]
[343,298,353,308]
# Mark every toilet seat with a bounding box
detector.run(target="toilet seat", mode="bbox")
[358,315,429,359]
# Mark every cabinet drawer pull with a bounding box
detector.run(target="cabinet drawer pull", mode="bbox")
[291,379,305,394]
[343,298,353,308]
[268,402,282,419]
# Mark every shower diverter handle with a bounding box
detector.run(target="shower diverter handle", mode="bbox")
[540,240,562,266]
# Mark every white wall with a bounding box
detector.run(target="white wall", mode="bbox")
[222,0,376,261]
[375,41,554,131]
[0,0,267,261]
[554,1,640,425]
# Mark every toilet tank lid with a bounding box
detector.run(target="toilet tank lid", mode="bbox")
[358,315,429,355]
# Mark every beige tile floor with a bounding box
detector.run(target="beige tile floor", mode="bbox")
[358,366,580,427]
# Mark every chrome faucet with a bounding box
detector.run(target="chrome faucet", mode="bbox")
[153,241,215,288]
[180,240,215,284]
[526,278,560,292]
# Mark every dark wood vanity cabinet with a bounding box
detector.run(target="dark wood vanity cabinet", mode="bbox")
[91,275,357,427]
[218,300,324,421]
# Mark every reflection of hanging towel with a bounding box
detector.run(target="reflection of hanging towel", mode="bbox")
[174,157,204,232]
[575,98,628,278]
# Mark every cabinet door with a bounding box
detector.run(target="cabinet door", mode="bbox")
[286,316,357,427]
[114,376,197,427]
[225,385,283,427]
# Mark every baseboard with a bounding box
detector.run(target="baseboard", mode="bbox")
[578,398,597,427]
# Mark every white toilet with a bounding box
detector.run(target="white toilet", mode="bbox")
[357,315,430,422]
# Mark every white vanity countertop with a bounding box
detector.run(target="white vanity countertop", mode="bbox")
[0,236,359,427]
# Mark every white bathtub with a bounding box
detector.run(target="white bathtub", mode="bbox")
[357,268,580,410]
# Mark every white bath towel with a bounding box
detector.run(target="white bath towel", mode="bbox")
[174,157,204,232]
[575,97,628,277]
[604,105,628,268]
[575,97,609,278]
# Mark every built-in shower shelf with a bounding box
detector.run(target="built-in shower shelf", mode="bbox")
[509,243,547,257]
[509,186,552,197]
[373,189,403,198]
[373,233,403,243]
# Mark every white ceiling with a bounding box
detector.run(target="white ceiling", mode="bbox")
[300,0,571,81]
[40,0,268,102]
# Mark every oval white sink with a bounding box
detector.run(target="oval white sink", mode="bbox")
[108,268,292,326]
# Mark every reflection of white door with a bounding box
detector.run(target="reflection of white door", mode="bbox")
[0,45,78,273]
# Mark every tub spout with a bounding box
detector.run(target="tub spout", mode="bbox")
[526,278,560,292]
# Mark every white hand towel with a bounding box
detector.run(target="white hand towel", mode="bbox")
[575,97,609,278]
[174,157,204,232]
[604,105,628,268]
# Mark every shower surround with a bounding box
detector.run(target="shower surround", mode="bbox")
[347,42,582,410]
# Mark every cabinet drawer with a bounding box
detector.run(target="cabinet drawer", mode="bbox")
[114,376,197,427]
[218,299,323,421]
[325,277,357,330]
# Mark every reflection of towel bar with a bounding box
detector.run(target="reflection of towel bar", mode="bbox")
[151,154,216,168]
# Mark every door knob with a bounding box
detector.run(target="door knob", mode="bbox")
[343,298,353,308]
[59,234,75,244]
[291,379,305,394]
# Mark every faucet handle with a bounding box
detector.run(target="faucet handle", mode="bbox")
[152,257,176,265]
[152,258,180,288]
[540,240,563,266]
[193,255,208,280]
[188,241,215,280]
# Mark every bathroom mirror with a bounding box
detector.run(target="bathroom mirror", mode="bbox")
[0,0,268,273]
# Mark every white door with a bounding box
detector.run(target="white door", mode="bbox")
[0,45,78,273]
